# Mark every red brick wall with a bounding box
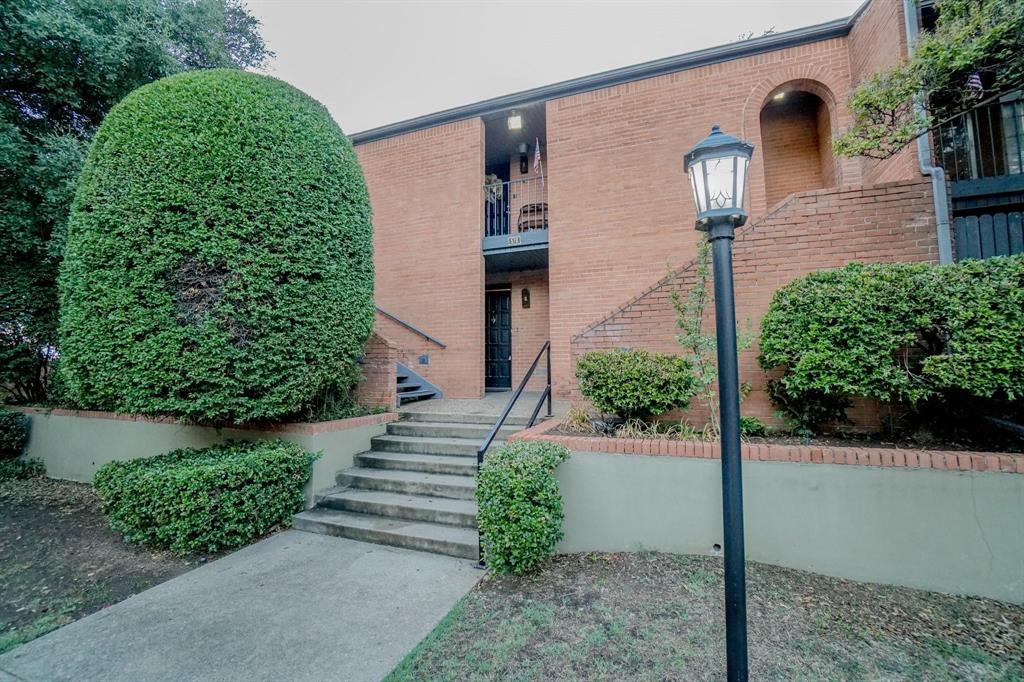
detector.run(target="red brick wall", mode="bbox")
[848,0,922,184]
[546,38,856,399]
[760,93,830,206]
[570,179,939,426]
[352,0,926,402]
[356,119,486,398]
[355,332,398,409]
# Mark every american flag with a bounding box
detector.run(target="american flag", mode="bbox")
[533,137,542,173]
[967,73,984,94]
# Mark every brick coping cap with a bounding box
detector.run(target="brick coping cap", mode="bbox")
[510,419,1024,475]
[6,406,398,436]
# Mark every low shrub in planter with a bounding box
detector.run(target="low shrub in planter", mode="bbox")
[477,441,571,575]
[739,415,767,437]
[93,440,318,554]
[0,458,45,481]
[576,349,697,421]
[0,409,30,459]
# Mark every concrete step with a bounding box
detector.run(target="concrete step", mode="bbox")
[318,488,477,528]
[387,420,520,441]
[356,451,477,476]
[397,389,437,404]
[371,434,503,457]
[338,467,476,500]
[293,508,478,560]
[398,411,534,427]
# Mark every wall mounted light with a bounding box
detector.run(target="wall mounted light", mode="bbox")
[507,110,522,131]
[518,142,529,174]
[521,288,531,309]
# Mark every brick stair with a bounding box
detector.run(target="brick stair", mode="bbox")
[292,412,521,560]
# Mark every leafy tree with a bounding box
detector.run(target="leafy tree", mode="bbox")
[0,0,271,403]
[835,0,1024,159]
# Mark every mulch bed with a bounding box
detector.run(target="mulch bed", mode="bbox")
[386,553,1024,681]
[0,477,198,654]
[549,425,1023,454]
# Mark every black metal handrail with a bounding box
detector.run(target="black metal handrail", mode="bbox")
[475,340,553,565]
[375,306,446,348]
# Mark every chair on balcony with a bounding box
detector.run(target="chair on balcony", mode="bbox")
[517,202,548,232]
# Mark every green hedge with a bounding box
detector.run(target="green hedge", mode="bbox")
[477,441,570,575]
[0,458,45,482]
[93,440,318,554]
[759,256,1024,430]
[0,408,29,460]
[576,349,697,420]
[59,69,374,423]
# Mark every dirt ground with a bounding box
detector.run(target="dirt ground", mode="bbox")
[386,553,1024,682]
[0,477,196,654]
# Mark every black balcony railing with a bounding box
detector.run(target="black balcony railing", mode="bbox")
[483,176,548,237]
[935,93,1024,182]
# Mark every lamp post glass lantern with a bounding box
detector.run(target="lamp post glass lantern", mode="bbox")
[684,125,754,682]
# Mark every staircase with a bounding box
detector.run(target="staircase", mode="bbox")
[396,362,441,406]
[292,411,528,559]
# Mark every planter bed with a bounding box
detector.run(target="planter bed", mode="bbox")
[7,407,399,505]
[512,419,1024,474]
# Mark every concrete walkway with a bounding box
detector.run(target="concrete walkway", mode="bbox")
[0,531,480,682]
[400,390,569,420]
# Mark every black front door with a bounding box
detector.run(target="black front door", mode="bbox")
[485,289,512,390]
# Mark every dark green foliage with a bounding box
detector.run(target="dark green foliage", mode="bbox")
[0,458,45,481]
[738,415,767,438]
[476,441,571,575]
[93,440,317,554]
[576,349,697,421]
[59,70,374,423]
[0,409,30,460]
[921,256,1024,399]
[0,0,271,403]
[835,0,1024,158]
[760,256,1024,431]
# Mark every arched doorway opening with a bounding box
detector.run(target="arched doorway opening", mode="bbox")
[759,89,835,207]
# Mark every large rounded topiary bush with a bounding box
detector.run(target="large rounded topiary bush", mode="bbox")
[58,70,373,422]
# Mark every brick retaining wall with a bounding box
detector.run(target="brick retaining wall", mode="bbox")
[512,418,1024,475]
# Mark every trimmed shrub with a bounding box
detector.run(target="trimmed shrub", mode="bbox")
[59,69,374,423]
[739,415,767,438]
[0,409,30,460]
[93,440,318,554]
[476,441,570,575]
[0,458,45,481]
[759,256,1024,431]
[576,349,697,421]
[922,255,1024,399]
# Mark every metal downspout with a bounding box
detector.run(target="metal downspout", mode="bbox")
[903,0,954,264]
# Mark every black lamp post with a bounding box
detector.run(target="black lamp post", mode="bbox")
[683,124,754,682]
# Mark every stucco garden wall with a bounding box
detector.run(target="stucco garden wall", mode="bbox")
[553,451,1022,603]
[11,407,396,508]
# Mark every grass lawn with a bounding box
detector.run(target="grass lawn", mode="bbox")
[0,477,196,654]
[386,553,1023,681]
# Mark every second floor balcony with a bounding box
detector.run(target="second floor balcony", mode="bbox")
[935,92,1024,205]
[482,176,549,267]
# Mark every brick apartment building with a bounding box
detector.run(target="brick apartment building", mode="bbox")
[352,0,1024,422]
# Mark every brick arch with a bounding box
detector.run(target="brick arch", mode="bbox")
[740,67,846,139]
[739,67,855,214]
